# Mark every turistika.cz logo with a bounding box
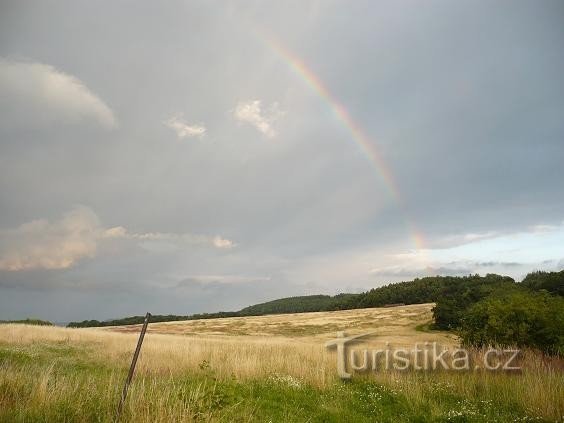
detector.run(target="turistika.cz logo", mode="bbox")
[325,332,521,379]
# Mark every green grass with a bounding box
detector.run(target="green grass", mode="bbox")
[0,341,556,422]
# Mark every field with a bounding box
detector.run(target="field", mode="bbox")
[0,304,562,422]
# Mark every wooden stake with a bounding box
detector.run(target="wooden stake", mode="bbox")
[115,312,151,422]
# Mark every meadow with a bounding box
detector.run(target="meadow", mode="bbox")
[0,304,562,422]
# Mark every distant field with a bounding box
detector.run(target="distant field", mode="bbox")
[103,302,456,344]
[0,304,562,422]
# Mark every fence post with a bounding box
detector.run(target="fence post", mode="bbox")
[115,312,151,422]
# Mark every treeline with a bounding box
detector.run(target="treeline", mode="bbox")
[521,270,564,295]
[66,295,361,327]
[67,312,240,328]
[239,294,360,315]
[0,318,53,326]
[66,270,564,354]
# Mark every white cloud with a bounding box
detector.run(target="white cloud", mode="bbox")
[163,114,206,138]
[234,100,284,138]
[0,58,116,129]
[0,207,236,271]
[105,228,235,249]
[0,206,101,271]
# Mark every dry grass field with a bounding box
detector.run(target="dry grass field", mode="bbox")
[0,304,562,422]
[104,302,456,343]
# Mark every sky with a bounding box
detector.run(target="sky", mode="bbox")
[0,1,563,322]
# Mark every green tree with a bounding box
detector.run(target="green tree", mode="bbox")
[521,270,564,296]
[460,290,564,355]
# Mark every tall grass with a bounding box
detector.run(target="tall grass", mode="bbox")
[0,323,562,422]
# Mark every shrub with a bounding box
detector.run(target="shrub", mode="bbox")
[460,290,564,355]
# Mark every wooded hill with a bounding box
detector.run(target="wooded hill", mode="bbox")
[67,271,562,326]
[65,270,564,354]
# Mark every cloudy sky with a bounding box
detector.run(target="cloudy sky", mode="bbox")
[1,1,563,322]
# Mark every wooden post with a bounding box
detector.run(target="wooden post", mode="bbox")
[115,312,151,422]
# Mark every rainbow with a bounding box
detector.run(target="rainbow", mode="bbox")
[260,33,426,250]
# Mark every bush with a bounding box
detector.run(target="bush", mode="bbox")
[460,290,564,355]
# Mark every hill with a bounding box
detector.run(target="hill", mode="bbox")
[238,293,359,315]
[67,271,564,330]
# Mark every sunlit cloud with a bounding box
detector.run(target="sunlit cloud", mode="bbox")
[0,206,101,271]
[0,207,236,271]
[212,236,235,249]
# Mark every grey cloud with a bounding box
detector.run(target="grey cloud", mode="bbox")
[369,260,534,281]
[478,262,521,268]
[370,266,473,279]
[0,59,116,129]
[175,275,271,287]
[1,0,563,321]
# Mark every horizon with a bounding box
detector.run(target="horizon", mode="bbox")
[1,1,563,322]
[5,270,554,324]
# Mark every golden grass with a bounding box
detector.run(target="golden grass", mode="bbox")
[104,303,451,340]
[0,303,562,421]
[0,323,335,388]
[0,303,454,389]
